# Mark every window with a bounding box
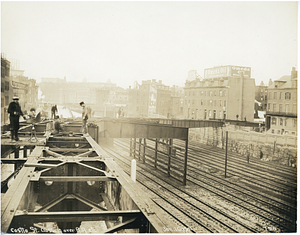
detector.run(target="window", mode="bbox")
[272,129,274,134]
[285,92,291,100]
[210,91,213,96]
[201,100,203,105]
[274,92,277,99]
[219,90,222,96]
[223,90,226,96]
[201,91,204,96]
[268,103,271,111]
[272,118,277,125]
[214,91,217,96]
[269,92,272,99]
[293,119,296,127]
[273,103,276,111]
[219,110,222,118]
[185,100,187,105]
[209,110,212,117]
[285,119,287,126]
[209,100,213,106]
[280,118,283,126]
[220,100,222,106]
[280,92,282,99]
[213,100,216,106]
[224,100,226,107]
[5,81,9,91]
[292,103,297,113]
[192,100,194,104]
[279,104,283,112]
[285,104,289,112]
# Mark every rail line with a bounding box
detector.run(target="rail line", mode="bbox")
[103,139,296,232]
[103,147,257,233]
[124,138,296,210]
[173,140,296,198]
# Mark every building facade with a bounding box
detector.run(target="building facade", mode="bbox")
[1,55,12,124]
[38,78,116,105]
[184,66,255,121]
[1,56,39,124]
[255,81,268,111]
[127,79,183,118]
[266,68,297,135]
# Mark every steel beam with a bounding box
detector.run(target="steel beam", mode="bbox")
[14,210,142,223]
[38,176,116,182]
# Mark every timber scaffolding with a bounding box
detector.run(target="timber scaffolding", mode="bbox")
[1,118,225,233]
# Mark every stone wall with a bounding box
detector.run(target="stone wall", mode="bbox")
[188,126,297,167]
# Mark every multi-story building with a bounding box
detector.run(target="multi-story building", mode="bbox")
[1,56,39,123]
[1,55,12,124]
[266,67,297,135]
[184,66,255,121]
[127,79,182,118]
[255,81,268,111]
[10,69,39,112]
[38,78,116,105]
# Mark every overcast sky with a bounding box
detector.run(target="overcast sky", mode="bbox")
[1,1,298,88]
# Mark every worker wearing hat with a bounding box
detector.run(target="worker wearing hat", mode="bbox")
[7,96,26,142]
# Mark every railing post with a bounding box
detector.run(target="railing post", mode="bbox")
[131,159,136,182]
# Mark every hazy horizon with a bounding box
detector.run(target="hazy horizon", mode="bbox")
[1,1,298,89]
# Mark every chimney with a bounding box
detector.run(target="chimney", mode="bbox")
[291,67,297,79]
[268,79,273,86]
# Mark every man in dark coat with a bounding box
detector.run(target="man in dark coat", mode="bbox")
[7,97,26,141]
[51,105,58,119]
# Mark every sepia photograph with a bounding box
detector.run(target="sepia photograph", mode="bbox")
[1,1,297,233]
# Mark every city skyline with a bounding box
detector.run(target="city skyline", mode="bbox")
[1,1,298,89]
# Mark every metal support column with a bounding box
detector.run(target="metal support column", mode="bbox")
[225,131,228,178]
[154,138,158,169]
[167,139,172,176]
[143,138,146,164]
[183,129,189,185]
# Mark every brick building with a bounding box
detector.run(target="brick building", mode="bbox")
[266,67,297,135]
[1,55,11,124]
[127,79,183,118]
[184,66,255,121]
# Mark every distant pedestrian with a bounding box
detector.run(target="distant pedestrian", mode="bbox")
[79,101,91,134]
[260,150,263,159]
[51,105,58,119]
[7,96,26,142]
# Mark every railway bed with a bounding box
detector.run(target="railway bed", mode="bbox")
[102,138,297,233]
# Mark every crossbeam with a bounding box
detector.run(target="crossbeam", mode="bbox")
[14,210,142,222]
[38,176,116,182]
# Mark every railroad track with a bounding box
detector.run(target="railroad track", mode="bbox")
[103,139,297,232]
[183,140,296,185]
[173,140,297,199]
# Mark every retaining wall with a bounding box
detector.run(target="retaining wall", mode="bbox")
[189,126,297,167]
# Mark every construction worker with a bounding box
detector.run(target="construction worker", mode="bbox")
[79,101,91,134]
[51,104,58,119]
[7,96,26,142]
